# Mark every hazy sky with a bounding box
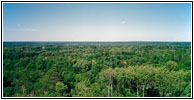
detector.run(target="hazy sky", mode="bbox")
[3,3,191,41]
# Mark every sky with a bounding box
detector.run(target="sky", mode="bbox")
[3,3,191,41]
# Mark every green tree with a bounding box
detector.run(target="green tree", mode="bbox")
[165,61,178,71]
[55,82,68,96]
[41,67,61,96]
[71,80,92,97]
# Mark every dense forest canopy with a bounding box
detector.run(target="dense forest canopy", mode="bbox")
[3,42,191,97]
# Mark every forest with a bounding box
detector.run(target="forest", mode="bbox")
[3,42,191,97]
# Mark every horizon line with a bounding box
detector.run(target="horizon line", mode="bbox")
[3,40,191,42]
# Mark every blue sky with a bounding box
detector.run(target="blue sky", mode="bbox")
[3,3,191,41]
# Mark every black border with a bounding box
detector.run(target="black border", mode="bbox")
[1,1,193,99]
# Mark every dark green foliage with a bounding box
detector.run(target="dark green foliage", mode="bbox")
[3,42,191,97]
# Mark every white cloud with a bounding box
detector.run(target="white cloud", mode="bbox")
[16,24,21,27]
[17,28,39,32]
[122,21,126,24]
[15,24,39,32]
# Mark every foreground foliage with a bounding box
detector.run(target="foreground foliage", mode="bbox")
[3,42,191,97]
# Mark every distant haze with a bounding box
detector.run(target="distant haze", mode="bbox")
[3,3,191,41]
